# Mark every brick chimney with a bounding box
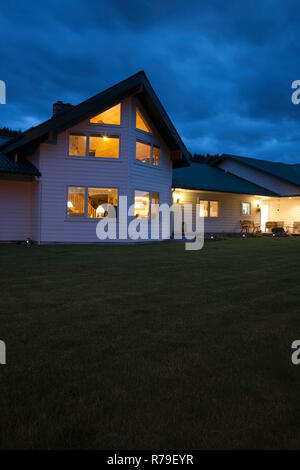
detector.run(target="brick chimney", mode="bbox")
[52,100,73,116]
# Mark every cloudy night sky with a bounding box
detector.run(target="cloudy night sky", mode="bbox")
[1,0,300,163]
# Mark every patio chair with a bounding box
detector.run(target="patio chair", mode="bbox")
[293,222,300,234]
[240,220,254,233]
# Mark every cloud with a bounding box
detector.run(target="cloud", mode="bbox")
[1,0,300,162]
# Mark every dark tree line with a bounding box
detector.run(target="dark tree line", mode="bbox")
[0,127,21,137]
[191,153,220,164]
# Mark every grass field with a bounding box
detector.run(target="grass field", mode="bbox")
[0,238,300,449]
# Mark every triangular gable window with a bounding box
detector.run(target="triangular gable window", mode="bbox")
[136,107,152,133]
[90,103,121,125]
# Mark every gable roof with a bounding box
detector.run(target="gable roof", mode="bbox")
[0,71,190,168]
[0,152,40,177]
[215,154,300,187]
[172,162,277,196]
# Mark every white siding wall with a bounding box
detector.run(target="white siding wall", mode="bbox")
[217,159,300,196]
[178,190,263,233]
[37,96,173,243]
[0,180,33,241]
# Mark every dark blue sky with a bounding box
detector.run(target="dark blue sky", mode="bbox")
[1,0,300,162]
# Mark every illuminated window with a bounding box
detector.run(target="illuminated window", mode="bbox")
[151,193,160,219]
[69,134,86,157]
[136,107,152,133]
[210,201,219,218]
[134,191,150,218]
[88,188,118,218]
[136,141,151,164]
[241,202,251,216]
[67,187,85,217]
[153,145,160,166]
[199,200,209,217]
[90,104,121,125]
[89,135,119,158]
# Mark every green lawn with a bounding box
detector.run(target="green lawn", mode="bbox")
[0,238,300,449]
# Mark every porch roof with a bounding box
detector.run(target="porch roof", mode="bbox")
[172,162,278,196]
[0,152,40,177]
[215,154,300,187]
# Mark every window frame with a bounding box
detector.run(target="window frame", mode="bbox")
[89,103,122,127]
[68,133,87,158]
[88,134,120,159]
[66,185,119,221]
[209,200,219,218]
[135,106,152,135]
[198,198,220,218]
[134,190,160,220]
[66,185,86,218]
[67,131,121,161]
[241,202,251,216]
[135,139,161,168]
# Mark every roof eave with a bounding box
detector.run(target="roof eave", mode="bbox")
[0,71,190,167]
[217,154,300,188]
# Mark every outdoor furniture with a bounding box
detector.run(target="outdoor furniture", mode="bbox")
[265,221,284,232]
[272,227,285,235]
[240,220,254,233]
[293,222,300,234]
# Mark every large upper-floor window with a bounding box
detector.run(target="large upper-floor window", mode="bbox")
[136,141,151,164]
[69,134,87,157]
[136,140,160,166]
[69,133,119,159]
[90,103,121,125]
[153,145,160,166]
[136,107,152,133]
[89,135,119,158]
[67,186,118,218]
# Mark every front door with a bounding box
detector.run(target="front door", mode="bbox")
[261,204,269,232]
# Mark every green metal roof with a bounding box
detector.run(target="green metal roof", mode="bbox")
[218,154,300,187]
[0,153,40,177]
[172,162,277,196]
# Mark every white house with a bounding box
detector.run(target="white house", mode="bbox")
[0,72,189,243]
[0,71,300,243]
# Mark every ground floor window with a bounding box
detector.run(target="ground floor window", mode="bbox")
[134,191,160,219]
[199,200,219,218]
[67,186,118,218]
[67,186,85,217]
[210,201,219,218]
[88,188,118,218]
[199,200,209,217]
[241,202,251,216]
[151,192,160,219]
